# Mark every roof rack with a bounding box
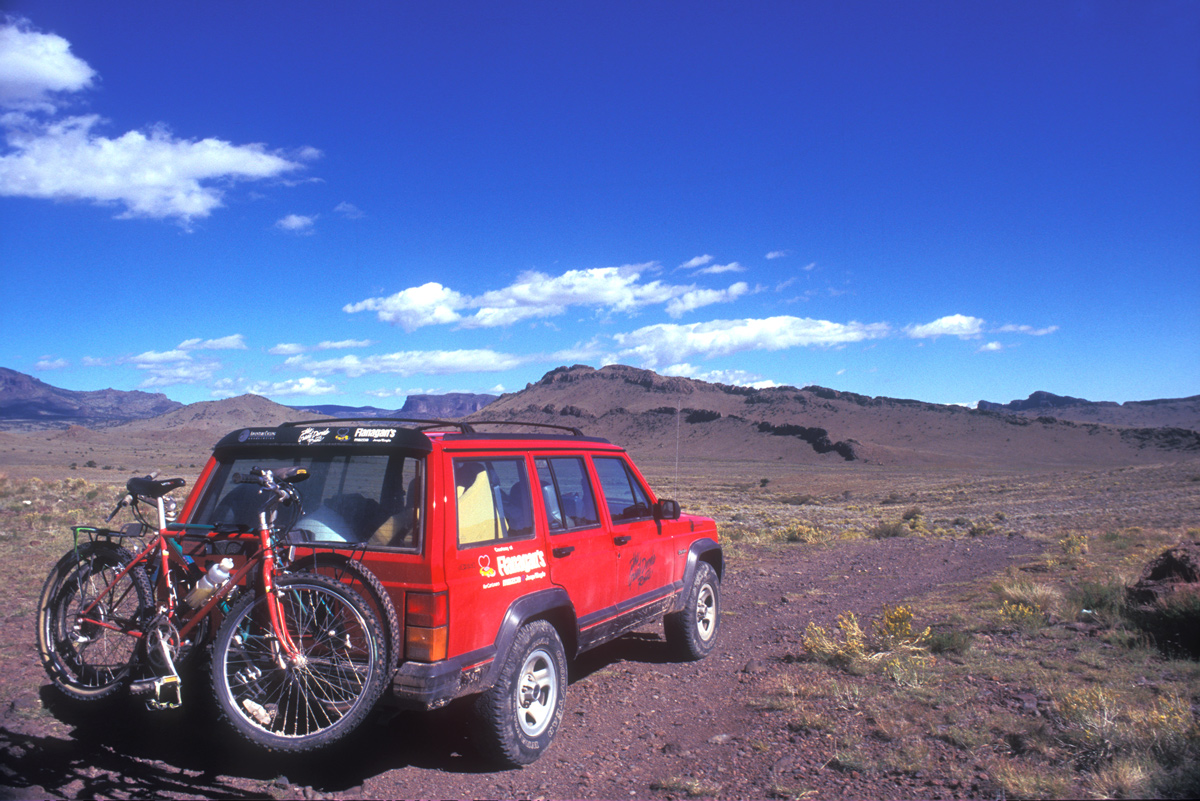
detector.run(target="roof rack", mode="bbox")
[463,420,586,437]
[282,417,477,433]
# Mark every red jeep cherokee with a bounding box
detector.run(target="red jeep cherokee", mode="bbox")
[178,419,723,765]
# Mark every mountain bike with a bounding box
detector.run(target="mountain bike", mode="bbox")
[36,467,388,752]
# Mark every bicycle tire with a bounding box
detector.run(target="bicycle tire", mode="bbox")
[209,572,387,752]
[287,553,400,678]
[36,542,153,701]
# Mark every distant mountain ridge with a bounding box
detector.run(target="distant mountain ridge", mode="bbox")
[467,364,1200,468]
[290,392,498,421]
[0,367,183,431]
[978,390,1200,430]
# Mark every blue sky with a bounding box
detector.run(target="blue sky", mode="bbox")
[2,1,1197,408]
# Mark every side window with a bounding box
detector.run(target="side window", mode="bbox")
[455,458,534,547]
[535,457,599,533]
[593,457,652,522]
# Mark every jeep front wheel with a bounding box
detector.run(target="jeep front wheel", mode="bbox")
[665,561,720,660]
[473,620,567,767]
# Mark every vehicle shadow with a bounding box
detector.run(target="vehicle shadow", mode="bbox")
[18,630,684,791]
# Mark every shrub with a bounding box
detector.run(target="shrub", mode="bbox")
[1060,531,1089,556]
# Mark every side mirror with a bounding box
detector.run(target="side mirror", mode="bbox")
[653,499,681,520]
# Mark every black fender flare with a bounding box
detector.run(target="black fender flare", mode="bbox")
[479,587,578,688]
[673,538,723,613]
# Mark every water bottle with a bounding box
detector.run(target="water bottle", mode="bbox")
[184,557,234,608]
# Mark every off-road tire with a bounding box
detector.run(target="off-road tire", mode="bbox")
[209,572,387,753]
[664,561,720,661]
[473,620,567,767]
[36,542,153,701]
[288,552,400,677]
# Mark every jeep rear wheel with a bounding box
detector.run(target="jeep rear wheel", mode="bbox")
[665,561,720,660]
[473,620,567,767]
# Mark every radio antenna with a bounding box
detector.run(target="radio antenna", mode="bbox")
[674,398,681,498]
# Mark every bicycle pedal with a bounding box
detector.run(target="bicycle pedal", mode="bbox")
[145,675,182,710]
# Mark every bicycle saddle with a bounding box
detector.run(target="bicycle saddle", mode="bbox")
[128,476,187,498]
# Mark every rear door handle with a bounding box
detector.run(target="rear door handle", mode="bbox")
[552,546,575,558]
[613,535,631,546]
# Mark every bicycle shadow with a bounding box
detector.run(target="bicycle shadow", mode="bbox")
[19,630,685,791]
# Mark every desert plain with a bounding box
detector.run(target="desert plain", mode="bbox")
[1,366,1198,799]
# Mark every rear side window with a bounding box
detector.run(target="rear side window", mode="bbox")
[535,457,600,532]
[593,457,653,522]
[455,458,534,547]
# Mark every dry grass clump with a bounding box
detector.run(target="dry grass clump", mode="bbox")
[801,605,933,683]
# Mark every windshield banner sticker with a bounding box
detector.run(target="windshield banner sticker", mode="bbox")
[354,427,397,443]
[298,427,331,445]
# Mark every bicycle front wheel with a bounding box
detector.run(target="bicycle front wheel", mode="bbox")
[36,542,152,701]
[209,573,386,752]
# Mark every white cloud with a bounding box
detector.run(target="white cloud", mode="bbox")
[904,314,985,339]
[0,115,305,224]
[694,261,746,276]
[344,281,469,332]
[612,315,891,367]
[276,213,316,233]
[0,20,95,111]
[333,201,363,219]
[345,264,710,331]
[0,21,308,225]
[284,349,526,378]
[994,323,1059,336]
[978,341,1004,353]
[130,348,190,364]
[247,376,337,397]
[465,265,678,328]
[136,359,220,387]
[679,254,714,269]
[662,363,781,389]
[765,250,789,260]
[178,334,246,351]
[269,339,373,355]
[665,282,750,317]
[35,356,68,370]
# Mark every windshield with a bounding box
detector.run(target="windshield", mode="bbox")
[191,450,424,551]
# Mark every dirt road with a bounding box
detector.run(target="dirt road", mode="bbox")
[1,533,1041,800]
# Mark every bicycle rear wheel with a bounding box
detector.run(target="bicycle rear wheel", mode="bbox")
[36,542,152,701]
[209,573,386,752]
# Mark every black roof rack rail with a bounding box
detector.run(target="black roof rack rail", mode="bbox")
[282,417,477,433]
[463,420,586,437]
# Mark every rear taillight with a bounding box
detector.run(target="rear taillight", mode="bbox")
[405,591,448,662]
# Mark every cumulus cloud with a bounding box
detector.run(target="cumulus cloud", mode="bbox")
[35,356,68,370]
[977,341,1004,353]
[679,254,714,269]
[693,261,746,276]
[284,349,526,378]
[904,314,985,339]
[665,282,749,317]
[994,323,1059,336]
[345,265,742,331]
[333,201,363,219]
[270,339,374,355]
[247,376,337,397]
[612,316,891,367]
[662,363,781,389]
[344,281,469,332]
[178,334,246,351]
[0,20,95,111]
[0,20,308,225]
[275,213,316,233]
[765,250,789,260]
